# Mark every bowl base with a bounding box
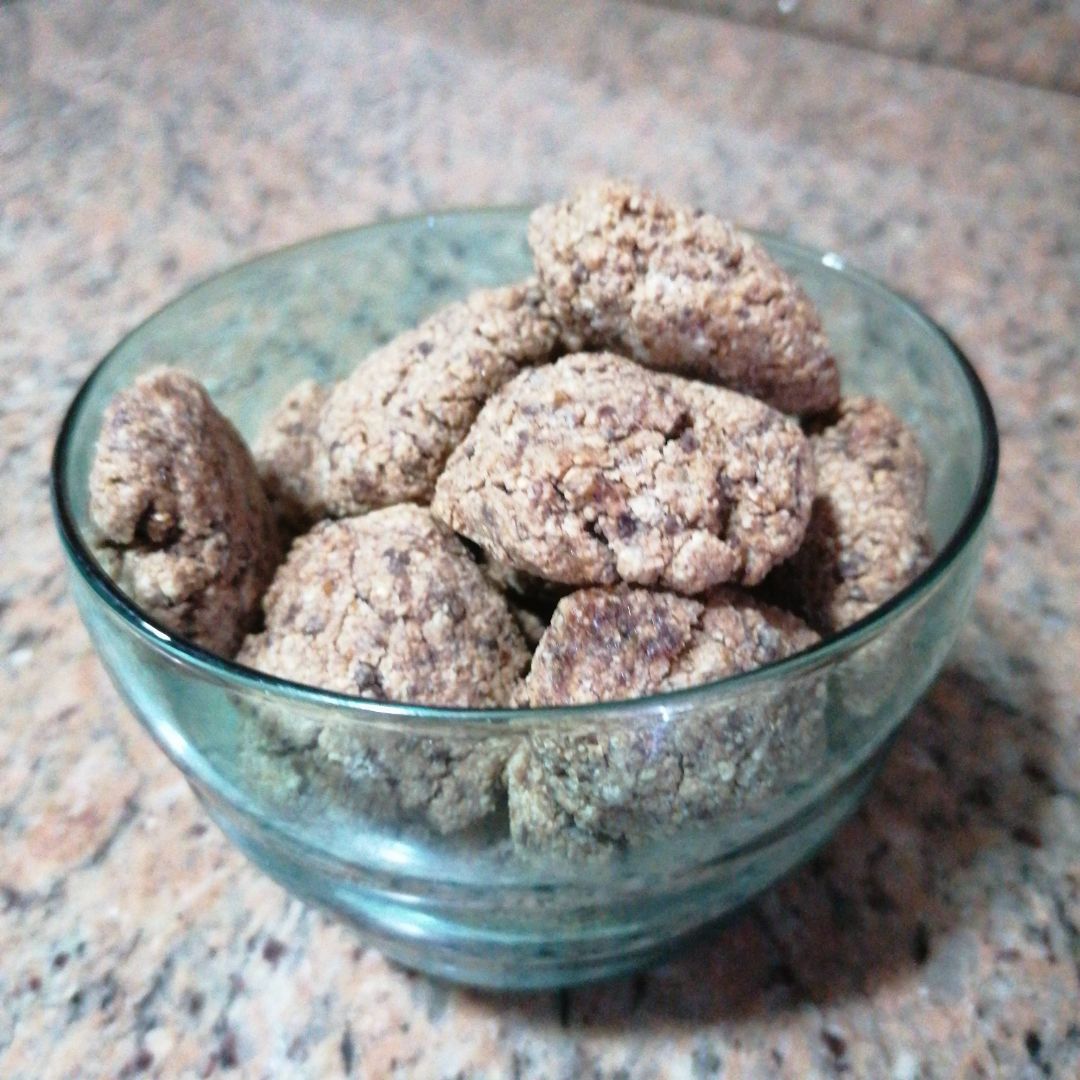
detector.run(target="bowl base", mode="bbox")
[199,753,883,990]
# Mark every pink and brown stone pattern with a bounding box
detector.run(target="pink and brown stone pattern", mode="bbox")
[656,0,1080,95]
[2,1,1078,1077]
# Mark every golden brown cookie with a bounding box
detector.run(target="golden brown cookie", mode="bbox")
[251,281,560,525]
[523,585,819,706]
[238,504,528,705]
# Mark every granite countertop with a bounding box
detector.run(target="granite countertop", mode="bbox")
[662,0,1080,94]
[2,1,1078,1076]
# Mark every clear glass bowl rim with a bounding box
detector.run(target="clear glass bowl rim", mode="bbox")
[50,207,1000,732]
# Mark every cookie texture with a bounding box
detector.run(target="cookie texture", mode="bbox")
[772,396,932,631]
[89,367,280,657]
[236,504,528,833]
[287,281,561,519]
[509,586,823,857]
[529,179,839,415]
[235,697,514,836]
[432,352,815,594]
[523,585,819,705]
[237,504,528,706]
[506,743,600,861]
[252,378,330,531]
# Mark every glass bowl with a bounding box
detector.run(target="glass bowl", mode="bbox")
[51,210,997,989]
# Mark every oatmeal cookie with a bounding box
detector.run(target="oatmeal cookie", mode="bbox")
[89,367,280,657]
[294,280,560,519]
[432,353,815,594]
[237,504,528,832]
[509,585,823,857]
[529,180,839,415]
[771,396,932,632]
[238,504,528,705]
[523,585,819,705]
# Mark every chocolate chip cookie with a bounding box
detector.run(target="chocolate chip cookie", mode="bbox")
[432,352,815,594]
[771,396,932,631]
[238,503,528,706]
[236,504,528,832]
[529,180,839,415]
[509,585,823,857]
[253,281,560,525]
[89,367,280,657]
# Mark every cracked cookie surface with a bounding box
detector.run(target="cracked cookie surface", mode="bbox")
[771,396,932,631]
[529,179,839,415]
[510,585,822,857]
[89,367,280,657]
[432,352,814,594]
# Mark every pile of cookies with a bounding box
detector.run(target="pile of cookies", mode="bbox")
[89,180,930,856]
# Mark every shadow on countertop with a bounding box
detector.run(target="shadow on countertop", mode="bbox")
[453,601,1067,1037]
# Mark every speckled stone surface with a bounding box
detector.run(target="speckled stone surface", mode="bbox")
[2,1,1078,1077]
[656,0,1080,95]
